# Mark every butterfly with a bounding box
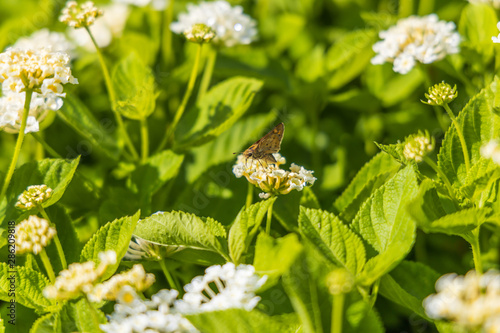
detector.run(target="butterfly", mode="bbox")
[241,123,285,166]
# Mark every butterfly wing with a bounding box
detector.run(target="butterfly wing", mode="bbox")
[259,122,284,154]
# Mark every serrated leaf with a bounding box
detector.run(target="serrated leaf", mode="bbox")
[373,142,406,165]
[186,309,300,333]
[112,52,157,120]
[186,113,276,183]
[253,233,303,288]
[128,150,184,214]
[459,158,500,206]
[300,187,321,209]
[29,312,60,333]
[65,298,106,333]
[228,197,277,264]
[174,77,264,150]
[352,166,419,286]
[299,207,366,275]
[379,261,440,319]
[0,263,59,314]
[134,211,229,260]
[438,77,500,187]
[333,152,400,220]
[58,94,120,160]
[80,211,140,280]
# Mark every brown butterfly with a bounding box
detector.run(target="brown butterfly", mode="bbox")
[242,123,285,165]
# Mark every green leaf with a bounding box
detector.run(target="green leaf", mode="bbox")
[459,158,500,206]
[298,207,366,275]
[80,211,140,280]
[300,187,321,210]
[112,52,157,120]
[326,29,378,90]
[379,261,440,319]
[333,152,400,221]
[186,113,276,183]
[295,44,326,83]
[29,312,60,333]
[64,299,106,333]
[58,94,120,160]
[174,77,264,150]
[228,197,277,264]
[186,309,300,333]
[352,166,419,286]
[438,77,500,187]
[0,263,60,314]
[128,150,184,214]
[134,211,229,260]
[253,233,304,288]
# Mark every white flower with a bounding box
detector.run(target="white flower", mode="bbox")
[113,0,168,10]
[481,140,500,165]
[233,153,316,198]
[59,1,103,28]
[403,132,435,163]
[423,270,500,331]
[68,3,129,50]
[175,262,267,313]
[171,1,257,47]
[371,14,460,74]
[15,216,56,255]
[12,29,75,57]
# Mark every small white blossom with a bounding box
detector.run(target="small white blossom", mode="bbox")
[371,14,460,74]
[59,1,103,28]
[403,132,435,163]
[68,3,129,50]
[12,29,75,57]
[233,153,316,198]
[113,0,168,10]
[16,185,53,210]
[171,1,257,47]
[423,270,500,331]
[15,216,56,255]
[175,262,267,313]
[481,140,500,165]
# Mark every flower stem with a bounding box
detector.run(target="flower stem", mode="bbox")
[423,156,458,204]
[85,27,139,161]
[266,198,275,234]
[162,0,175,67]
[246,182,253,208]
[332,293,345,333]
[442,103,471,173]
[471,227,483,274]
[197,47,217,101]
[159,259,179,290]
[158,43,203,151]
[39,248,56,283]
[39,207,67,270]
[140,118,149,163]
[0,89,33,202]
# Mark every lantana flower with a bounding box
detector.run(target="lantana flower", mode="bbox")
[371,14,460,74]
[15,185,53,210]
[424,270,500,331]
[12,28,75,56]
[113,0,167,11]
[15,216,56,255]
[233,153,316,199]
[481,140,500,165]
[403,131,435,163]
[171,0,257,47]
[59,1,103,29]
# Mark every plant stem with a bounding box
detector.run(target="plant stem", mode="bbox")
[442,103,471,173]
[398,0,413,18]
[266,197,275,234]
[0,89,33,202]
[158,43,203,151]
[32,132,62,158]
[162,0,175,67]
[140,118,149,163]
[246,182,253,208]
[369,279,380,309]
[423,156,458,204]
[417,0,434,15]
[197,47,217,100]
[39,207,67,269]
[159,259,179,290]
[85,27,139,161]
[471,227,483,274]
[420,67,448,132]
[39,248,56,283]
[332,293,345,333]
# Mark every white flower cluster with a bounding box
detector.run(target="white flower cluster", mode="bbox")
[12,29,75,56]
[101,262,267,333]
[101,287,198,333]
[59,1,103,29]
[68,3,129,50]
[481,140,500,165]
[89,264,155,302]
[233,153,316,199]
[403,134,435,163]
[15,216,56,255]
[371,14,460,74]
[113,0,167,11]
[15,184,53,210]
[171,1,257,47]
[424,270,500,331]
[43,251,117,300]
[176,262,267,313]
